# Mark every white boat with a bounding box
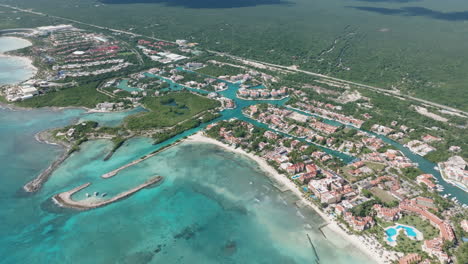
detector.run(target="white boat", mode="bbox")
[86,193,90,197]
[101,193,107,197]
[94,192,99,196]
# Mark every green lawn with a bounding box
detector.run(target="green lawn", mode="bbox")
[398,215,439,240]
[394,233,423,254]
[125,92,220,130]
[16,82,110,108]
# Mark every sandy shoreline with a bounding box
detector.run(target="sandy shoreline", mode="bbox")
[0,100,89,112]
[0,36,38,83]
[186,132,396,264]
[0,53,37,73]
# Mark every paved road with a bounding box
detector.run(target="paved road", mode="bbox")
[2,4,467,117]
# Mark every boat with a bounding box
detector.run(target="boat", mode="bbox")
[86,193,90,197]
[94,192,99,196]
[101,193,107,197]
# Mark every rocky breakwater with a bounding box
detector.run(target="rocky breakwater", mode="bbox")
[24,130,72,192]
[52,175,163,210]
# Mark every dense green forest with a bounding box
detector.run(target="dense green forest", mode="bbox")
[16,82,111,108]
[2,0,468,110]
[125,92,220,130]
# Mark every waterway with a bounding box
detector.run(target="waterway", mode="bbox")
[143,67,468,204]
[0,36,36,84]
[117,79,143,92]
[145,70,356,163]
[285,107,468,205]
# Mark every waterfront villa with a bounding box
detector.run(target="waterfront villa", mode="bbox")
[416,174,437,191]
[344,212,375,231]
[373,204,401,222]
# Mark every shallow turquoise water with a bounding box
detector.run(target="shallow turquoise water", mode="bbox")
[0,36,32,53]
[0,37,36,84]
[79,106,147,127]
[0,107,374,264]
[117,79,143,92]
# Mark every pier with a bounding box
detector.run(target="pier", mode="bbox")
[52,176,163,210]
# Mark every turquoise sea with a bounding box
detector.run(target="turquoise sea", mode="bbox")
[0,37,36,85]
[0,106,375,264]
[1,32,464,264]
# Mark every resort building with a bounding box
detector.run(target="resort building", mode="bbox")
[416,174,437,191]
[373,204,401,222]
[422,238,450,263]
[399,200,455,242]
[344,212,375,231]
[286,163,305,174]
[439,156,468,187]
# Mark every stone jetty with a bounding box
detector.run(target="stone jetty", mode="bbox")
[52,176,163,210]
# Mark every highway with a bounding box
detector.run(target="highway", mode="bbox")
[1,3,467,117]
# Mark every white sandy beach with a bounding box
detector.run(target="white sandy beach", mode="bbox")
[0,36,38,84]
[0,54,37,76]
[186,132,397,264]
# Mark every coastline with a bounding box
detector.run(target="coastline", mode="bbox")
[0,36,38,84]
[0,53,38,76]
[0,100,89,112]
[185,132,396,264]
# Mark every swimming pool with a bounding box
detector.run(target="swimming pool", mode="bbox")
[385,224,420,243]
